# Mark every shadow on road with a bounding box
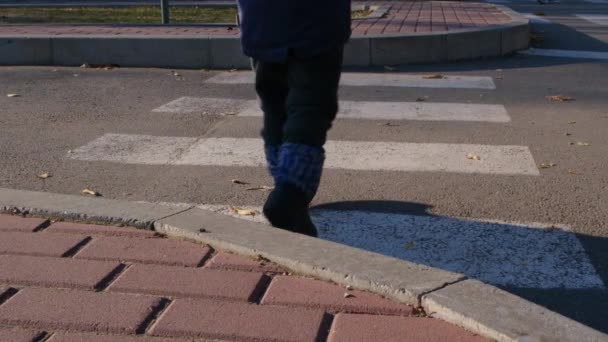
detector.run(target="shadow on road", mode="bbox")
[311,200,608,333]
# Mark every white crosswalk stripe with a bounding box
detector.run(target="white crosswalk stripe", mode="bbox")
[70,135,539,176]
[206,72,497,89]
[522,13,552,24]
[519,48,608,61]
[576,14,608,26]
[153,97,511,123]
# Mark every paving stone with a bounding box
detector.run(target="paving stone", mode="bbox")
[261,276,414,315]
[75,236,211,266]
[328,314,485,342]
[150,298,325,341]
[108,264,266,301]
[47,331,191,342]
[204,252,285,273]
[0,326,44,342]
[0,232,88,257]
[0,287,163,334]
[0,215,47,232]
[0,255,121,290]
[45,222,156,237]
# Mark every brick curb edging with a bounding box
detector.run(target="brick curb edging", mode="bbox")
[0,3,528,68]
[1,187,605,342]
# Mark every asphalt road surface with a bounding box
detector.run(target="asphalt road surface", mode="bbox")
[1,0,608,333]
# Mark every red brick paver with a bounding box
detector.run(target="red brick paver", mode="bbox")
[75,236,212,266]
[0,216,489,341]
[262,276,414,315]
[108,264,266,301]
[150,298,326,341]
[328,313,485,342]
[45,221,156,237]
[47,331,191,342]
[0,2,513,37]
[205,252,286,273]
[0,327,44,342]
[0,215,47,232]
[0,287,163,334]
[0,255,121,290]
[0,232,87,257]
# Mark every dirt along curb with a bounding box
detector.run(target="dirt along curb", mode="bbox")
[0,2,529,68]
[0,187,606,342]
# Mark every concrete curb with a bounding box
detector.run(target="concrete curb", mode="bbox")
[0,3,529,68]
[1,187,606,342]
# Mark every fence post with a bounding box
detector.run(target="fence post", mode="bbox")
[161,0,170,24]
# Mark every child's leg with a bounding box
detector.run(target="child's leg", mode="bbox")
[253,60,289,181]
[263,47,344,237]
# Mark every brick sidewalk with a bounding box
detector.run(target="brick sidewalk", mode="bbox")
[0,214,485,342]
[0,1,512,37]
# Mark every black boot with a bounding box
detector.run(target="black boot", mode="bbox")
[263,182,317,237]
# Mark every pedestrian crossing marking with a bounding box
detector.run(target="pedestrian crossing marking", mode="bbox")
[522,13,552,24]
[206,72,497,90]
[70,134,540,176]
[519,48,608,60]
[576,14,608,26]
[154,97,511,123]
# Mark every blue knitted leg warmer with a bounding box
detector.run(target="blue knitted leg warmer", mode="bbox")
[264,144,280,182]
[276,143,325,203]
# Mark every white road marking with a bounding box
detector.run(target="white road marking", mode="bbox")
[71,134,540,176]
[522,13,552,24]
[69,134,198,164]
[152,97,250,114]
[519,48,608,61]
[576,14,608,26]
[206,72,497,90]
[153,97,511,123]
[151,201,605,289]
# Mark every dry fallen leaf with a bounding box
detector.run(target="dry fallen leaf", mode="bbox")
[384,65,398,71]
[6,94,20,97]
[231,179,249,185]
[255,255,271,263]
[540,162,557,169]
[344,293,355,298]
[568,121,577,124]
[81,188,101,196]
[576,142,591,146]
[231,207,257,216]
[423,74,444,79]
[377,122,400,127]
[547,95,574,102]
[466,153,481,161]
[404,242,416,250]
[529,33,544,44]
[246,186,274,192]
[81,63,119,70]
[568,170,578,175]
[564,132,572,136]
[37,172,51,179]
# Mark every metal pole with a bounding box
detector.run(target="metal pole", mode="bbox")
[161,0,169,24]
